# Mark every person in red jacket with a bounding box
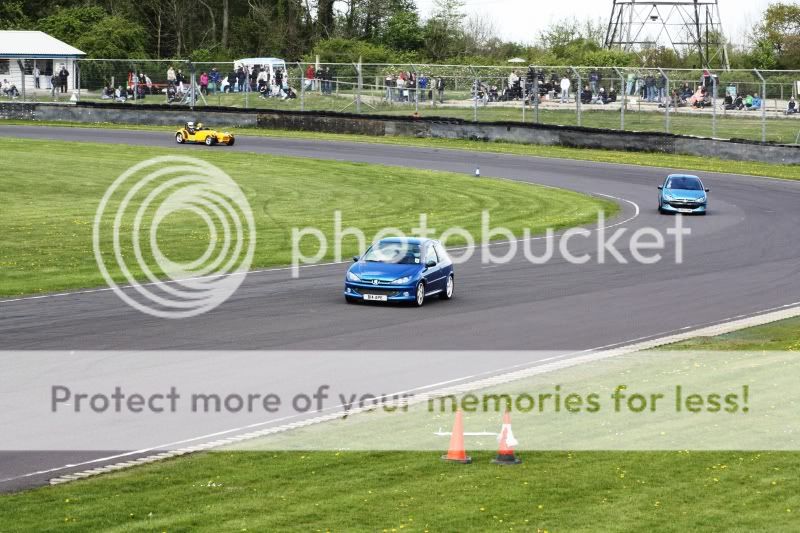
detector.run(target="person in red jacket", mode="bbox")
[305,64,316,91]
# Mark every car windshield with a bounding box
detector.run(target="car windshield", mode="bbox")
[666,177,703,190]
[362,242,421,264]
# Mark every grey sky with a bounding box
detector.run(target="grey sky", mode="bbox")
[415,0,775,46]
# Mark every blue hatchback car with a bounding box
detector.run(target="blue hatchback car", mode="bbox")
[344,238,454,307]
[658,174,710,215]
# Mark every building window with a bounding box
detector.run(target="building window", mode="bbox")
[38,59,54,76]
[0,60,9,75]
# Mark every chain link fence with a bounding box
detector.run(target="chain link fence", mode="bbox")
[2,57,799,144]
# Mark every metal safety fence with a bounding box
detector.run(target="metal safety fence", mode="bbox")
[2,57,799,144]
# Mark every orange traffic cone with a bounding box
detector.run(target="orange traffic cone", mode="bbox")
[441,410,472,464]
[492,410,521,465]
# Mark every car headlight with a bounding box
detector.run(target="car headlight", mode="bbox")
[390,276,412,285]
[663,192,675,200]
[347,271,361,282]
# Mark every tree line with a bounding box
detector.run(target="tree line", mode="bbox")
[0,0,797,69]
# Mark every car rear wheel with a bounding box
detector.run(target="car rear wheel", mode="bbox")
[205,136,215,146]
[440,275,454,300]
[227,138,235,146]
[175,133,184,144]
[414,282,425,307]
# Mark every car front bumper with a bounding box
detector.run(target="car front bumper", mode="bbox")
[344,281,417,301]
[661,201,706,214]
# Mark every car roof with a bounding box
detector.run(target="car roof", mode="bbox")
[376,237,432,246]
[666,174,701,180]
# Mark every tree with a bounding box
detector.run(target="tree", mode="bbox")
[74,16,148,58]
[37,6,107,46]
[423,0,465,61]
[753,3,800,69]
[0,1,30,29]
[382,10,423,52]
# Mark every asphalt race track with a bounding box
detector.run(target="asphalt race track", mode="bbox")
[1,124,800,491]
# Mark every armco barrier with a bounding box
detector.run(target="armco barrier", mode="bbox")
[2,102,799,165]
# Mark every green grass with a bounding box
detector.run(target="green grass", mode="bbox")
[664,316,800,351]
[0,138,613,297]
[1,450,797,532]
[3,119,799,181]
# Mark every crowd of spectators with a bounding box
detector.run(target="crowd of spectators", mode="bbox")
[384,71,440,103]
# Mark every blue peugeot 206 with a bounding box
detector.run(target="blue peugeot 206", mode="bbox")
[658,174,710,215]
[344,237,454,307]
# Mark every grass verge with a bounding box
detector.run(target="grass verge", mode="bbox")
[0,138,613,297]
[1,317,798,531]
[3,119,799,181]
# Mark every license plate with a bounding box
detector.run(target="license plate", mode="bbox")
[363,294,388,302]
[678,208,694,213]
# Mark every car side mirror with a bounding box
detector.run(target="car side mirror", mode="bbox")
[425,259,437,268]
[657,186,663,190]
[352,256,359,262]
[704,188,710,192]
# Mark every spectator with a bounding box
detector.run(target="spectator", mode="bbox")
[657,73,667,102]
[235,67,245,92]
[199,71,209,95]
[275,68,283,89]
[143,73,153,95]
[732,95,744,110]
[114,85,127,103]
[167,66,176,86]
[607,86,617,103]
[723,93,733,109]
[580,85,593,104]
[690,86,706,108]
[589,69,600,95]
[101,83,114,99]
[209,68,220,93]
[50,72,58,97]
[176,69,185,92]
[560,75,570,103]
[257,68,269,92]
[436,77,445,103]
[744,93,754,109]
[591,87,606,104]
[58,65,69,93]
[786,97,797,115]
[418,74,429,102]
[249,66,258,92]
[680,83,693,101]
[33,65,40,89]
[644,74,656,102]
[305,64,315,91]
[749,94,762,111]
[321,66,332,95]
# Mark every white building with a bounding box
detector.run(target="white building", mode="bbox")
[0,30,85,91]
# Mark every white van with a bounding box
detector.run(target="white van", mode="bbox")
[234,58,286,83]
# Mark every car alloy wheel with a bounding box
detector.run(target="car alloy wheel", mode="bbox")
[175,133,183,144]
[205,136,214,146]
[415,282,425,307]
[441,275,454,300]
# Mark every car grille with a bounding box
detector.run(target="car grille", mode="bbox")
[668,200,702,208]
[357,288,401,297]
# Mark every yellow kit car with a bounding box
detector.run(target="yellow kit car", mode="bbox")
[175,122,235,146]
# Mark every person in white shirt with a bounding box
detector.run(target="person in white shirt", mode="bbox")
[560,75,571,103]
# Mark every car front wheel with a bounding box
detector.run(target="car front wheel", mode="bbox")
[440,275,454,300]
[414,282,425,307]
[175,133,184,144]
